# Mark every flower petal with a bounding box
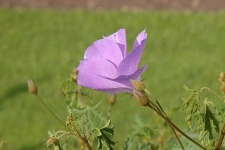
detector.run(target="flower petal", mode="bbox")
[133,29,147,50]
[103,64,148,94]
[77,57,131,93]
[84,38,124,66]
[118,30,147,75]
[129,64,148,80]
[104,29,127,58]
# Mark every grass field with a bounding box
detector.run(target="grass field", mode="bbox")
[0,8,225,149]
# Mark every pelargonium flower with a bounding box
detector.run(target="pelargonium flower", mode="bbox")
[77,29,148,94]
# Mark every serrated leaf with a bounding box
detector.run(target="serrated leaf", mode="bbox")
[123,137,132,150]
[182,86,201,129]
[204,105,220,140]
[95,120,116,150]
[199,130,207,141]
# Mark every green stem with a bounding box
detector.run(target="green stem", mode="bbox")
[57,132,70,139]
[171,127,185,150]
[36,95,64,126]
[76,87,92,150]
[107,105,112,119]
[147,101,206,150]
[159,110,184,149]
[201,87,225,101]
[73,128,92,150]
[148,101,185,149]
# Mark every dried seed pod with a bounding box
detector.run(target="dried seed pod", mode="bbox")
[133,90,149,106]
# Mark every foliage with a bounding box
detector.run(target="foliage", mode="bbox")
[183,85,225,149]
[95,120,116,150]
[45,74,117,150]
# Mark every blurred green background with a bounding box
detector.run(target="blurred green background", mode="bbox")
[0,8,225,149]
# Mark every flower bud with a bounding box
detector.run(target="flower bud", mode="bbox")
[108,94,116,107]
[130,80,149,106]
[71,69,79,82]
[45,137,58,148]
[133,89,149,106]
[130,80,145,91]
[28,79,38,95]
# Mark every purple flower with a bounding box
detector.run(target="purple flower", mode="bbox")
[77,29,148,94]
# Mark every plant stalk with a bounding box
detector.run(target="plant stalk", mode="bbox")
[73,128,92,150]
[147,101,206,150]
[215,123,225,150]
[37,95,64,126]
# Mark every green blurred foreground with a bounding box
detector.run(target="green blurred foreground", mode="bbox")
[0,8,225,149]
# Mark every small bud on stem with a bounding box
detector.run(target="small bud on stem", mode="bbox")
[130,80,145,91]
[130,80,150,106]
[71,69,78,82]
[133,90,149,106]
[108,94,116,107]
[28,79,38,95]
[45,137,58,148]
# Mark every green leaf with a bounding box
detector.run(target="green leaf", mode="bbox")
[204,105,220,139]
[54,141,64,150]
[123,137,132,150]
[95,120,116,150]
[48,130,56,137]
[182,85,201,129]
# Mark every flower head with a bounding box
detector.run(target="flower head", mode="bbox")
[77,29,148,94]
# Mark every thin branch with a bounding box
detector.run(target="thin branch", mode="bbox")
[73,127,92,150]
[147,101,206,150]
[149,101,184,150]
[36,95,64,126]
[201,87,225,101]
[215,123,225,150]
